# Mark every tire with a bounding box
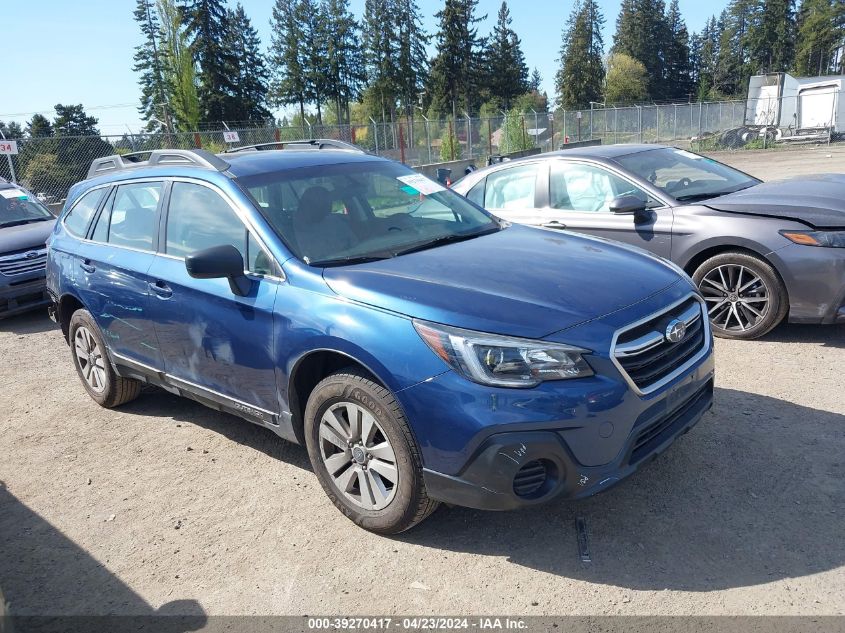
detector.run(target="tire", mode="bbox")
[69,309,142,408]
[692,251,788,340]
[304,369,439,534]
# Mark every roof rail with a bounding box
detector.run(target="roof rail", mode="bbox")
[87,149,230,180]
[223,139,365,154]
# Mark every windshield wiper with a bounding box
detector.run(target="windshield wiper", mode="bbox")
[309,254,393,267]
[675,184,755,202]
[391,226,501,257]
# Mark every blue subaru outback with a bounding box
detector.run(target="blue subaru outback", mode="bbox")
[47,141,714,533]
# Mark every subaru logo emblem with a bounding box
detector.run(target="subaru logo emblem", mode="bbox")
[25,251,39,260]
[664,319,686,344]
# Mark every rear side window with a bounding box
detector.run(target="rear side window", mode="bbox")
[483,165,538,210]
[64,188,106,237]
[465,178,485,206]
[107,182,162,251]
[166,182,245,258]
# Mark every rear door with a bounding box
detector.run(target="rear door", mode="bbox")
[77,180,165,369]
[146,179,281,415]
[478,162,551,227]
[541,160,674,258]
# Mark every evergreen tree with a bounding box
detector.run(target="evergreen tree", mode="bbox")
[27,114,53,138]
[361,0,398,119]
[794,0,843,75]
[747,0,796,74]
[713,1,754,96]
[297,0,330,124]
[269,0,309,124]
[695,16,722,99]
[664,0,693,100]
[181,0,238,122]
[612,0,669,99]
[158,0,201,131]
[394,0,430,120]
[225,4,270,122]
[555,0,605,109]
[321,0,364,124]
[428,0,486,117]
[53,105,100,136]
[529,68,542,93]
[484,2,529,109]
[133,0,173,133]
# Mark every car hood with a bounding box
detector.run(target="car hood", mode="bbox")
[322,224,683,339]
[0,219,55,253]
[705,174,845,228]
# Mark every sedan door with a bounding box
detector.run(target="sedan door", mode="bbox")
[542,160,674,258]
[146,180,281,416]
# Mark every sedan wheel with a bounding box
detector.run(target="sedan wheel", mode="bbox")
[693,252,788,340]
[74,326,107,393]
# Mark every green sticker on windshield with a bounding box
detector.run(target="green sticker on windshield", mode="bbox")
[400,185,419,196]
[0,188,28,200]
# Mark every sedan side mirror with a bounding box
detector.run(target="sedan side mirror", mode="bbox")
[609,194,647,215]
[185,244,251,296]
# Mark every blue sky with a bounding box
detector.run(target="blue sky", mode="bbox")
[3,0,725,135]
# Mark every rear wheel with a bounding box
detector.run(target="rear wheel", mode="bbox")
[304,369,438,534]
[69,310,142,407]
[692,252,788,340]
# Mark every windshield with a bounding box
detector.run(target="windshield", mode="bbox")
[0,188,54,228]
[238,161,500,266]
[615,148,760,202]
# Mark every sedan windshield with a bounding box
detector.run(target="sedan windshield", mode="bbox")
[0,189,54,228]
[238,161,500,266]
[615,147,759,202]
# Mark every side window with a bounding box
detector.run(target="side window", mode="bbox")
[550,162,650,213]
[108,182,161,250]
[90,190,114,243]
[247,233,274,275]
[166,182,246,260]
[64,188,106,238]
[466,179,485,206]
[483,165,538,210]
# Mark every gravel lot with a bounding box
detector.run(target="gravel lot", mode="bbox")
[1,147,844,619]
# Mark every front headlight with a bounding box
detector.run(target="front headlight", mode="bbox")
[414,320,593,388]
[780,230,845,248]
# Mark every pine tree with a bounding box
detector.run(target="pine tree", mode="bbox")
[664,0,693,100]
[394,0,430,120]
[695,16,722,99]
[27,114,53,138]
[296,0,330,124]
[428,0,486,117]
[555,0,605,109]
[612,0,669,99]
[269,0,309,124]
[322,0,365,124]
[713,0,754,96]
[794,0,842,75]
[225,4,270,123]
[181,0,238,122]
[133,0,173,133]
[748,0,796,74]
[158,0,201,131]
[529,68,542,93]
[483,2,529,109]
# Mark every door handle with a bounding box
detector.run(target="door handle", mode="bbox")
[542,220,567,230]
[79,259,95,273]
[148,280,173,299]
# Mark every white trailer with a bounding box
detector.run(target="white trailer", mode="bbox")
[745,72,843,138]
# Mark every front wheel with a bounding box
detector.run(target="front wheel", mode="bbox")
[692,252,788,340]
[304,369,438,534]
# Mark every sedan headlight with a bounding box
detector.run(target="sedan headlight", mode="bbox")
[414,320,593,388]
[780,230,845,248]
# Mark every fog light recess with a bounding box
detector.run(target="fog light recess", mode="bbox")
[512,459,557,498]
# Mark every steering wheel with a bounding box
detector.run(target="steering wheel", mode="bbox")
[679,177,692,189]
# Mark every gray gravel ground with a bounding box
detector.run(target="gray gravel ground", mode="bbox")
[1,147,843,618]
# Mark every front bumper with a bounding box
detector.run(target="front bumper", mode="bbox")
[767,243,845,324]
[423,377,713,510]
[0,276,49,320]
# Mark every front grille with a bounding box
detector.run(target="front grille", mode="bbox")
[612,296,708,394]
[628,380,713,465]
[0,247,47,276]
[513,460,548,497]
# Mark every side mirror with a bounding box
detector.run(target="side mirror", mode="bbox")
[609,194,648,215]
[185,244,251,296]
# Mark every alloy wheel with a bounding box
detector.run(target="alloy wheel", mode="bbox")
[699,264,770,332]
[318,401,399,511]
[74,326,107,393]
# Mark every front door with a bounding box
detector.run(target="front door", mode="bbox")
[543,160,674,258]
[147,180,280,415]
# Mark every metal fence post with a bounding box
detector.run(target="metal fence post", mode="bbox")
[369,117,379,155]
[0,129,18,183]
[562,109,567,144]
[698,102,703,137]
[656,105,660,143]
[422,114,432,163]
[465,112,472,159]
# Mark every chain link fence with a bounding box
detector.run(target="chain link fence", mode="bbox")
[1,94,840,207]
